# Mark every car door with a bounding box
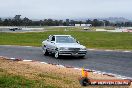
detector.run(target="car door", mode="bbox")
[50,36,56,53]
[47,36,56,52]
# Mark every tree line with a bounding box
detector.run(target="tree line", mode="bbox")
[0,17,132,27]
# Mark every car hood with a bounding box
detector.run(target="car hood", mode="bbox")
[56,43,86,48]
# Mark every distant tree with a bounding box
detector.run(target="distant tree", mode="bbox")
[92,19,102,26]
[1,16,131,27]
[69,20,75,26]
[7,19,13,26]
[47,19,54,26]
[22,17,30,26]
[103,20,110,26]
[63,22,67,26]
[79,21,83,24]
[54,20,59,26]
[86,19,92,24]
[125,22,130,27]
[59,20,63,26]
[3,19,9,26]
[0,18,2,26]
[66,19,69,26]
[43,19,48,26]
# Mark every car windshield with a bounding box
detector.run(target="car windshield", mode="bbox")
[56,36,77,43]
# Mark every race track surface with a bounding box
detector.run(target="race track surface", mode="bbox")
[0,45,132,77]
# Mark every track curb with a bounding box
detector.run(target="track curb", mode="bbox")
[0,56,132,82]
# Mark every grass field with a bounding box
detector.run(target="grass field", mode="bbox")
[0,61,57,88]
[0,57,130,88]
[0,58,61,88]
[0,73,55,88]
[0,31,132,50]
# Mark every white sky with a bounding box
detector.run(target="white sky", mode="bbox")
[0,0,132,19]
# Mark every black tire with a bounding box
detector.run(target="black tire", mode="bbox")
[79,77,90,86]
[79,56,85,58]
[42,46,49,56]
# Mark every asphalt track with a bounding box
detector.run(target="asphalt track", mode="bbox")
[0,28,44,33]
[0,45,132,78]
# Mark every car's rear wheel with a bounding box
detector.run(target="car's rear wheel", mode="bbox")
[42,46,49,56]
[55,51,60,59]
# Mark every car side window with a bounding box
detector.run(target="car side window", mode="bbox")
[51,36,55,41]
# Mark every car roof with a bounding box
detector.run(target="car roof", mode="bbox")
[53,35,71,37]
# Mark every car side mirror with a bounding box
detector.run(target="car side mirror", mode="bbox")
[77,41,80,44]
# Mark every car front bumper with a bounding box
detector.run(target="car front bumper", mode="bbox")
[58,50,87,56]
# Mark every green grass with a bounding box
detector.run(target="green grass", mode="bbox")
[38,73,72,84]
[0,75,34,88]
[0,31,132,50]
[0,68,56,88]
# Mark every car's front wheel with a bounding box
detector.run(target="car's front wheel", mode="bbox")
[79,56,85,58]
[42,46,49,56]
[55,51,60,59]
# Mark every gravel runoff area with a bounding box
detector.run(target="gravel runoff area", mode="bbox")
[0,56,131,88]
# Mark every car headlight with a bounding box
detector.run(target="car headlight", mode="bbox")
[80,48,87,50]
[59,47,69,50]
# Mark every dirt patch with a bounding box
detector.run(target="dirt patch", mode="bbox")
[0,57,131,88]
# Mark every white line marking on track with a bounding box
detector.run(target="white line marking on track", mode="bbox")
[88,49,95,50]
[56,65,65,68]
[23,60,33,62]
[24,46,32,47]
[10,58,16,60]
[74,68,82,70]
[105,50,113,51]
[40,62,48,64]
[123,51,131,53]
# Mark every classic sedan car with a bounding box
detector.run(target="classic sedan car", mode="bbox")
[42,35,87,59]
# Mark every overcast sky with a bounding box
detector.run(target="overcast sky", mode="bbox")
[0,0,132,19]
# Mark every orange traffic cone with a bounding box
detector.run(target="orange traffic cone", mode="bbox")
[79,68,90,86]
[82,68,89,78]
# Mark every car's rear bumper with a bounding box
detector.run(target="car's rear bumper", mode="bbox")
[58,50,87,56]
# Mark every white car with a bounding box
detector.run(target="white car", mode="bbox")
[42,35,87,59]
